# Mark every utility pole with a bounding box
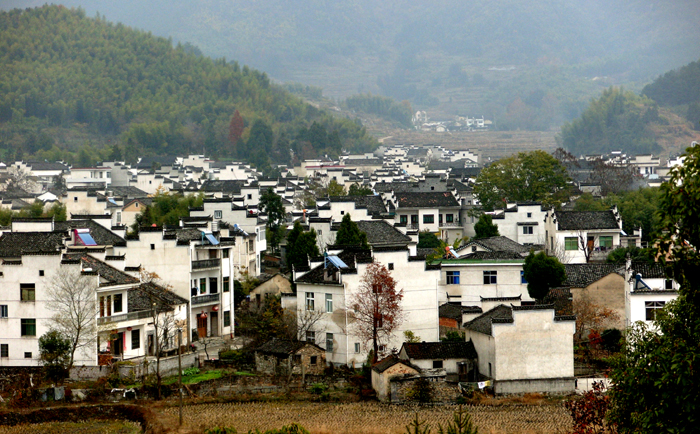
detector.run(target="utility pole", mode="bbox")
[177,328,183,426]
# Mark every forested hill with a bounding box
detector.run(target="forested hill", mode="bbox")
[0,6,377,170]
[642,60,700,131]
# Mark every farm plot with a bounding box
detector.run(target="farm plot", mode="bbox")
[0,421,141,434]
[167,401,572,434]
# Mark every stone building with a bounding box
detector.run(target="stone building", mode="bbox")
[254,338,326,376]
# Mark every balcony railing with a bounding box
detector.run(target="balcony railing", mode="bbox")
[192,292,220,306]
[192,258,220,270]
[439,221,461,227]
[97,309,152,325]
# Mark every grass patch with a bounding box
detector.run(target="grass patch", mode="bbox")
[163,369,224,385]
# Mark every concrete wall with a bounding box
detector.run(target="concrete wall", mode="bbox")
[69,352,197,381]
[494,377,575,395]
[440,262,531,306]
[571,274,626,331]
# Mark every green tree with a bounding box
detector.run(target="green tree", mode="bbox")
[348,183,373,196]
[335,213,369,248]
[607,143,700,433]
[418,231,442,248]
[473,150,570,211]
[522,251,566,301]
[285,221,320,270]
[606,246,655,264]
[473,214,500,239]
[46,202,67,221]
[259,188,286,252]
[38,330,71,382]
[326,179,346,196]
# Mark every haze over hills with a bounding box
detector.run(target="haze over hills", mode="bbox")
[5,0,700,133]
[0,6,376,171]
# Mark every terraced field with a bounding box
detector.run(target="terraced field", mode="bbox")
[165,401,572,434]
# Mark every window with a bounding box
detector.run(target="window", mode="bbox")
[646,301,666,321]
[372,284,382,294]
[326,333,334,352]
[0,344,7,358]
[340,210,345,215]
[20,284,35,301]
[106,295,111,316]
[214,210,222,219]
[355,343,361,353]
[224,310,231,327]
[200,278,206,294]
[472,246,477,252]
[113,294,123,313]
[565,237,578,251]
[292,354,301,364]
[521,271,527,284]
[222,249,230,258]
[24,352,32,359]
[446,271,460,285]
[247,194,252,200]
[21,319,36,336]
[599,236,613,249]
[150,244,155,250]
[131,329,140,350]
[522,225,533,235]
[325,293,333,312]
[388,263,394,270]
[209,277,218,294]
[483,271,497,284]
[446,214,454,223]
[310,356,317,365]
[423,214,434,224]
[665,279,674,290]
[400,215,408,224]
[306,292,315,311]
[74,196,78,202]
[317,229,322,237]
[39,270,44,276]
[433,360,443,369]
[99,296,105,317]
[306,330,316,343]
[0,305,7,318]
[223,276,230,293]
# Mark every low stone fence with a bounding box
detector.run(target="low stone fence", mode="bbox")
[390,376,461,404]
[70,353,198,381]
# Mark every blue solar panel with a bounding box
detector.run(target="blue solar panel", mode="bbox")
[77,232,97,246]
[326,255,348,269]
[205,233,219,245]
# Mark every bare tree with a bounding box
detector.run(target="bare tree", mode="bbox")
[296,309,324,343]
[140,269,186,398]
[348,261,404,363]
[46,268,98,369]
[573,290,620,345]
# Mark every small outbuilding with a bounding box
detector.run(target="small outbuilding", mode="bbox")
[254,338,326,376]
[398,341,479,382]
[371,355,420,402]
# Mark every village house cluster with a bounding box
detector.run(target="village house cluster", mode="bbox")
[0,144,680,399]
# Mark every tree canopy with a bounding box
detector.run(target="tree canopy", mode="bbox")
[473,150,570,211]
[348,183,373,196]
[259,189,286,251]
[334,214,369,248]
[522,251,566,301]
[285,221,320,271]
[607,143,700,432]
[349,261,403,363]
[0,6,377,166]
[473,214,500,239]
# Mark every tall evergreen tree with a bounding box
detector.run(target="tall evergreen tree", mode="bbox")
[335,214,369,248]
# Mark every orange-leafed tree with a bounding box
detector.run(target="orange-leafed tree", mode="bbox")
[228,109,244,148]
[349,261,404,363]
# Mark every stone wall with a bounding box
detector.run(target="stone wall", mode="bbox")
[494,377,575,395]
[69,353,198,381]
[389,376,461,403]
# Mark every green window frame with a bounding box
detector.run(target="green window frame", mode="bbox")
[21,319,36,336]
[565,237,578,251]
[599,236,613,249]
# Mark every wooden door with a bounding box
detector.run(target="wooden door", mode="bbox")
[197,314,208,338]
[210,312,219,337]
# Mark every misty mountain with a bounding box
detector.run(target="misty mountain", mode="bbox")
[0,6,376,169]
[3,1,700,133]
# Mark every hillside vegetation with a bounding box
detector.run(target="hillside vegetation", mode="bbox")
[0,6,377,170]
[642,59,700,130]
[11,0,699,133]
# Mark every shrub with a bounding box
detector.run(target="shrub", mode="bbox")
[406,377,433,403]
[183,367,200,376]
[309,383,328,395]
[564,381,613,434]
[437,406,479,434]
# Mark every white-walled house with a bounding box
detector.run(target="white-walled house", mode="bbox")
[463,304,576,395]
[625,262,678,328]
[488,202,547,246]
[388,191,461,237]
[544,208,631,263]
[294,246,441,366]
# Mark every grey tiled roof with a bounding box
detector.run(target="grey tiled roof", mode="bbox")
[0,231,65,257]
[555,210,619,230]
[25,161,69,171]
[463,305,514,335]
[356,221,411,247]
[458,251,524,260]
[63,252,139,286]
[563,264,624,287]
[55,220,127,247]
[372,355,420,374]
[128,282,188,312]
[630,262,667,279]
[401,341,477,360]
[295,247,372,284]
[459,236,530,254]
[199,180,245,194]
[329,195,387,215]
[255,338,324,357]
[395,192,459,208]
[439,303,463,321]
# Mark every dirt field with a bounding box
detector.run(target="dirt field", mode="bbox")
[164,401,572,434]
[0,421,141,434]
